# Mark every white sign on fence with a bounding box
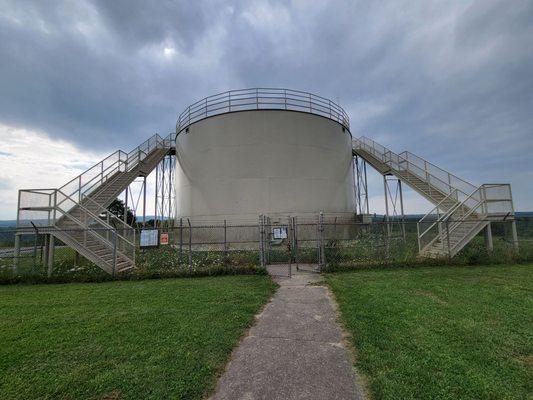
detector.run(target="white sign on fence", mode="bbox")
[272,227,288,240]
[140,229,159,248]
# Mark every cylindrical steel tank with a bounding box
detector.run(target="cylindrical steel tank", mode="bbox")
[175,89,354,224]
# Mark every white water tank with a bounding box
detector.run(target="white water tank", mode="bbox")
[175,89,355,223]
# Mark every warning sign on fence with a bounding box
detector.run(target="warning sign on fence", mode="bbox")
[160,233,169,245]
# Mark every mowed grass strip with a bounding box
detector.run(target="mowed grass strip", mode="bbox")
[326,264,533,400]
[0,276,276,399]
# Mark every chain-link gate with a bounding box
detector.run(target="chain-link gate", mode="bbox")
[259,214,326,277]
[259,215,292,277]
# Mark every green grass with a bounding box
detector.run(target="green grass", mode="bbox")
[326,264,533,400]
[0,276,277,399]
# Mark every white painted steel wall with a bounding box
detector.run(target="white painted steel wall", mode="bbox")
[175,110,355,223]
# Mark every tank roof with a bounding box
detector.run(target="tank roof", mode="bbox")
[176,88,350,133]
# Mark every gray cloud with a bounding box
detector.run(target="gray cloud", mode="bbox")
[0,0,532,210]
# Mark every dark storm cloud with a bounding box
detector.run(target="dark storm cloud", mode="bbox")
[0,0,532,209]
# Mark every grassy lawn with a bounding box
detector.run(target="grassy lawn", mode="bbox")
[0,276,276,399]
[326,264,533,400]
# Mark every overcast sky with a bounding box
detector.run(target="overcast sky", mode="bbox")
[1,0,532,219]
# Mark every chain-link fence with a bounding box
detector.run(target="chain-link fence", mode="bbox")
[1,214,532,282]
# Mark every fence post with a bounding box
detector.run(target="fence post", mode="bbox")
[13,233,21,273]
[259,215,265,267]
[188,218,192,272]
[319,212,325,270]
[179,218,183,258]
[287,216,292,278]
[43,234,50,271]
[292,216,298,270]
[511,220,519,252]
[31,223,38,273]
[266,216,271,265]
[224,219,228,260]
[47,234,55,277]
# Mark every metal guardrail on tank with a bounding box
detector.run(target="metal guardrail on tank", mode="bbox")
[176,88,350,133]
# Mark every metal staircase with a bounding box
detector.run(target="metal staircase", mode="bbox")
[352,137,514,258]
[17,134,175,274]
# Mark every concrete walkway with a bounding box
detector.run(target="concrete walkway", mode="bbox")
[210,265,365,400]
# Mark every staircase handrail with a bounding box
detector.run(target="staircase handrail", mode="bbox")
[353,137,475,200]
[418,189,459,239]
[442,186,486,224]
[57,133,174,207]
[58,150,128,201]
[55,190,123,236]
[54,189,135,265]
[80,194,136,246]
[399,151,477,196]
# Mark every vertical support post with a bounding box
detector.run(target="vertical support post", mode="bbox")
[47,235,55,277]
[168,156,173,227]
[383,175,391,238]
[484,222,493,252]
[353,156,358,214]
[161,158,166,228]
[75,251,81,266]
[511,220,519,251]
[124,186,129,225]
[187,218,192,272]
[154,162,159,228]
[142,175,147,228]
[363,161,369,214]
[398,179,406,241]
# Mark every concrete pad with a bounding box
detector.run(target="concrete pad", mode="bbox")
[209,268,365,400]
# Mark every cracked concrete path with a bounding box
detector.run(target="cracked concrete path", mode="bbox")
[210,265,365,400]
